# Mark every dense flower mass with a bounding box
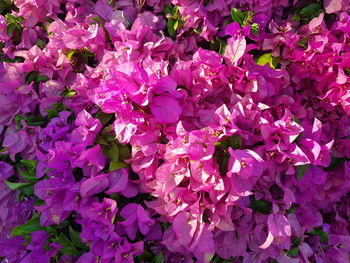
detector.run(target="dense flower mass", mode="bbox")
[0,0,350,262]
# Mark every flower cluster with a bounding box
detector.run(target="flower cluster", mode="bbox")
[0,0,350,262]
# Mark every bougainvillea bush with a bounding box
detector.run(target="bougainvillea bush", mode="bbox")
[0,0,350,262]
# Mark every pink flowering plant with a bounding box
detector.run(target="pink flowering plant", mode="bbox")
[0,0,350,262]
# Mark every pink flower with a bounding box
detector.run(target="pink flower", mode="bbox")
[260,213,291,249]
[227,149,265,179]
[224,35,246,66]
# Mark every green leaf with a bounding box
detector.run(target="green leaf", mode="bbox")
[152,251,164,263]
[5,14,23,41]
[292,237,302,247]
[137,250,154,262]
[66,49,77,61]
[218,38,227,55]
[163,5,172,15]
[15,114,25,130]
[6,22,16,35]
[167,19,176,39]
[249,196,272,215]
[109,160,128,171]
[18,169,37,182]
[103,142,119,162]
[326,157,346,170]
[292,14,301,22]
[172,6,179,18]
[95,111,113,125]
[212,255,235,263]
[46,109,59,119]
[25,71,37,84]
[95,136,109,146]
[45,17,55,23]
[299,3,323,18]
[69,226,89,250]
[193,28,201,34]
[45,103,67,119]
[174,19,179,31]
[292,115,301,125]
[296,38,309,49]
[103,134,117,142]
[243,11,254,26]
[0,0,17,14]
[45,226,58,236]
[60,86,77,98]
[12,214,44,237]
[214,141,227,150]
[250,23,259,36]
[5,180,31,190]
[319,231,329,244]
[0,55,24,63]
[54,233,81,257]
[288,247,299,257]
[286,205,296,214]
[25,71,48,84]
[214,149,230,177]
[26,116,45,126]
[36,39,46,50]
[5,180,35,196]
[19,184,35,196]
[257,53,277,68]
[228,134,242,149]
[297,165,309,180]
[231,8,245,26]
[36,75,49,82]
[308,228,329,244]
[118,144,131,160]
[20,159,38,169]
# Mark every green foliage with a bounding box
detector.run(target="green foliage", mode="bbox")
[286,205,296,214]
[0,54,24,63]
[231,8,245,26]
[18,159,38,182]
[36,39,46,50]
[66,48,95,73]
[257,53,279,68]
[95,110,114,125]
[25,71,49,84]
[296,38,309,49]
[325,157,347,170]
[15,114,45,131]
[152,252,164,263]
[308,227,329,244]
[287,247,300,257]
[52,233,82,256]
[164,5,185,39]
[60,86,77,98]
[45,103,68,119]
[109,160,128,171]
[297,165,309,180]
[12,214,44,237]
[230,8,259,36]
[69,226,89,250]
[0,0,17,15]
[5,13,23,43]
[103,142,120,161]
[209,37,228,55]
[212,255,235,263]
[5,159,39,200]
[292,3,324,24]
[249,196,272,214]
